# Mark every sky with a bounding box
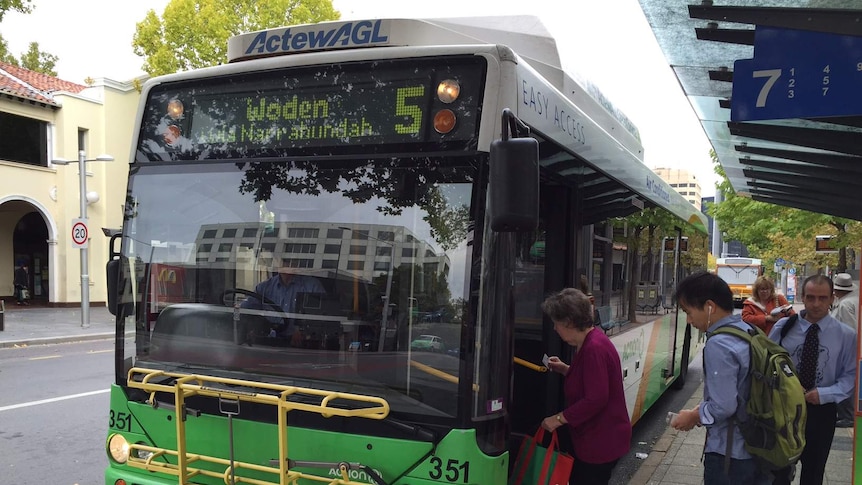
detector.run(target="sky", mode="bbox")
[0,0,717,192]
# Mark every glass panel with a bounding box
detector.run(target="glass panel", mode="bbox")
[121,156,479,420]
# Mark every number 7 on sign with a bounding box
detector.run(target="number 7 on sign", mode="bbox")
[752,69,782,107]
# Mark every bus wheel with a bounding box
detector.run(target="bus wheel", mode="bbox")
[671,325,692,390]
[671,359,688,390]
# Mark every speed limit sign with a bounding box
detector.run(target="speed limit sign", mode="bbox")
[71,218,89,248]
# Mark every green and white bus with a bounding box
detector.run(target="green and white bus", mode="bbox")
[104,16,708,485]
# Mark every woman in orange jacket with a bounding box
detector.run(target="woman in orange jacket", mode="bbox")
[741,276,795,334]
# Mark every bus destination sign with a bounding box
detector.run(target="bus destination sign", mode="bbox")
[731,27,862,121]
[138,58,484,160]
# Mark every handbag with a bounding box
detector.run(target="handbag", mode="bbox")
[20,288,30,300]
[509,427,574,485]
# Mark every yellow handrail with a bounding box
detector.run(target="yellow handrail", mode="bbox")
[125,367,390,485]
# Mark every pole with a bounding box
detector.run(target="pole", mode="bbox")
[659,238,666,291]
[378,262,393,352]
[78,150,90,328]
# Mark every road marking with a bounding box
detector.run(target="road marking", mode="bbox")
[29,355,62,360]
[87,349,113,354]
[0,389,109,412]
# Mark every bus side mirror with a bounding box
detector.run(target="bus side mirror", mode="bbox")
[106,258,120,316]
[105,231,127,317]
[489,136,539,232]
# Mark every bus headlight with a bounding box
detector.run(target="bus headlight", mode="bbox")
[135,448,155,461]
[436,79,460,103]
[108,434,130,463]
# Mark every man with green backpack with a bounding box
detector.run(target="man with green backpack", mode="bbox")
[769,275,856,485]
[670,272,779,484]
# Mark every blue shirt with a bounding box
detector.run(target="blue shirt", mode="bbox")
[769,310,856,404]
[241,274,325,329]
[700,314,753,460]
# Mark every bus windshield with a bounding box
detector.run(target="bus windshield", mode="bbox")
[120,156,479,420]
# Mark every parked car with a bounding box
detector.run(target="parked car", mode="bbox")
[410,334,445,352]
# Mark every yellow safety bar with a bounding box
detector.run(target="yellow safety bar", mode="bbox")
[408,356,547,393]
[125,367,390,485]
[514,357,548,373]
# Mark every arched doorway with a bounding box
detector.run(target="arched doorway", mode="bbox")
[13,210,49,303]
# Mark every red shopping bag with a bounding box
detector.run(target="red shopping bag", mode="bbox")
[509,427,574,485]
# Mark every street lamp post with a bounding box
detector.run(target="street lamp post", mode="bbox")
[52,150,114,328]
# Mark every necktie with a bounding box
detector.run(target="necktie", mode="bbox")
[798,323,820,391]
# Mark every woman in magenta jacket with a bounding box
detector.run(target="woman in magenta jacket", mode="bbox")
[540,288,631,485]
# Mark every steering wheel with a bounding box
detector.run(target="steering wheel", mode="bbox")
[221,288,292,344]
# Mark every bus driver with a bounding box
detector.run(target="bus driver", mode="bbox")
[241,259,325,341]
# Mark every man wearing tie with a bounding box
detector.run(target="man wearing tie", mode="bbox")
[769,274,856,485]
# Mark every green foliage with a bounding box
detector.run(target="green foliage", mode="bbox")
[708,149,861,272]
[0,0,31,22]
[0,34,18,65]
[133,0,341,76]
[19,42,57,76]
[0,34,59,76]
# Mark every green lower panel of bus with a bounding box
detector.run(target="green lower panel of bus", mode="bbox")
[105,385,506,485]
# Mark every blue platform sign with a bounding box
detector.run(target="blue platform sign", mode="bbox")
[731,27,862,121]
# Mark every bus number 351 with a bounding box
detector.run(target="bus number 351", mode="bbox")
[428,457,470,483]
[109,409,133,432]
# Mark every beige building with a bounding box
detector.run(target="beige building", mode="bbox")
[653,167,702,211]
[1,62,139,305]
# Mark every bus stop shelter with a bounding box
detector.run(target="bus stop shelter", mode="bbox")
[637,0,862,221]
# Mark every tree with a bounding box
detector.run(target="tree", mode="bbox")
[0,34,17,65]
[614,205,709,321]
[0,0,31,22]
[709,150,860,273]
[133,0,341,76]
[19,42,57,76]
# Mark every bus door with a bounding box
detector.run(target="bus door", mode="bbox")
[510,184,570,444]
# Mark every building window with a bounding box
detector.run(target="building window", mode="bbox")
[0,112,48,167]
[199,243,212,252]
[376,246,392,256]
[324,244,341,254]
[242,228,258,238]
[347,260,365,270]
[263,226,280,238]
[288,228,319,238]
[351,230,369,240]
[349,245,367,255]
[327,228,344,239]
[377,231,395,241]
[202,229,217,239]
[222,228,237,238]
[285,243,316,253]
[218,243,233,252]
[261,242,276,252]
[321,259,338,269]
[402,247,415,258]
[374,261,391,271]
[284,258,314,268]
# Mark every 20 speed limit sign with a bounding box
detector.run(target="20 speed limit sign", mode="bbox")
[71,218,89,248]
